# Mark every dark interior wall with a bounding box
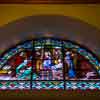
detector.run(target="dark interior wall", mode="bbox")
[0,15,100,57]
[0,90,100,99]
[0,0,99,4]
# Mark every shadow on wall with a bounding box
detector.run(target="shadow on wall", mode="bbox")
[0,15,100,57]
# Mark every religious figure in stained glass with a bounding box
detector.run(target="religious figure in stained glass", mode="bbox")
[0,38,100,90]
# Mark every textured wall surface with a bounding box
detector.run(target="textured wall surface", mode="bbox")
[0,4,100,57]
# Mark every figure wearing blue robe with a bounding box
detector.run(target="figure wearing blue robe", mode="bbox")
[42,51,52,69]
[43,56,52,69]
[65,52,76,78]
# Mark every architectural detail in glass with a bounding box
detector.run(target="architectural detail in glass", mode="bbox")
[0,38,100,90]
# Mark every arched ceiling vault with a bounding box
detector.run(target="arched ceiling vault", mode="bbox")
[0,15,100,58]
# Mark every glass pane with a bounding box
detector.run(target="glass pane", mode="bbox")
[64,49,99,80]
[51,40,62,47]
[66,81,100,90]
[32,81,64,90]
[34,46,44,59]
[34,40,44,47]
[0,81,30,90]
[0,51,32,80]
[32,58,63,80]
[33,44,63,80]
[0,41,33,68]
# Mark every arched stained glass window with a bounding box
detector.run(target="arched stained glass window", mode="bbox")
[0,38,100,90]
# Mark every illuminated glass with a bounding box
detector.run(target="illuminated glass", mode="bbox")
[0,38,100,90]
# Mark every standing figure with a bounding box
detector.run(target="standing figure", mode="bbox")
[65,51,76,78]
[36,50,43,72]
[43,51,52,69]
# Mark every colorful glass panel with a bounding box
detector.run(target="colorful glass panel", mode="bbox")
[32,81,64,89]
[0,51,32,80]
[0,41,32,68]
[66,81,100,90]
[0,38,100,90]
[33,44,63,80]
[0,81,30,90]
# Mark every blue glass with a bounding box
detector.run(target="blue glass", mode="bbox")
[65,52,76,78]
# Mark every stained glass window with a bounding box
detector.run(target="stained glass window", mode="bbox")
[0,38,100,90]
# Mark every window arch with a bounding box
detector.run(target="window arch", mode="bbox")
[0,38,100,90]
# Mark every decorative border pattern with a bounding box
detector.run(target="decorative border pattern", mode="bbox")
[32,81,64,89]
[0,81,30,90]
[66,81,100,90]
[0,38,100,90]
